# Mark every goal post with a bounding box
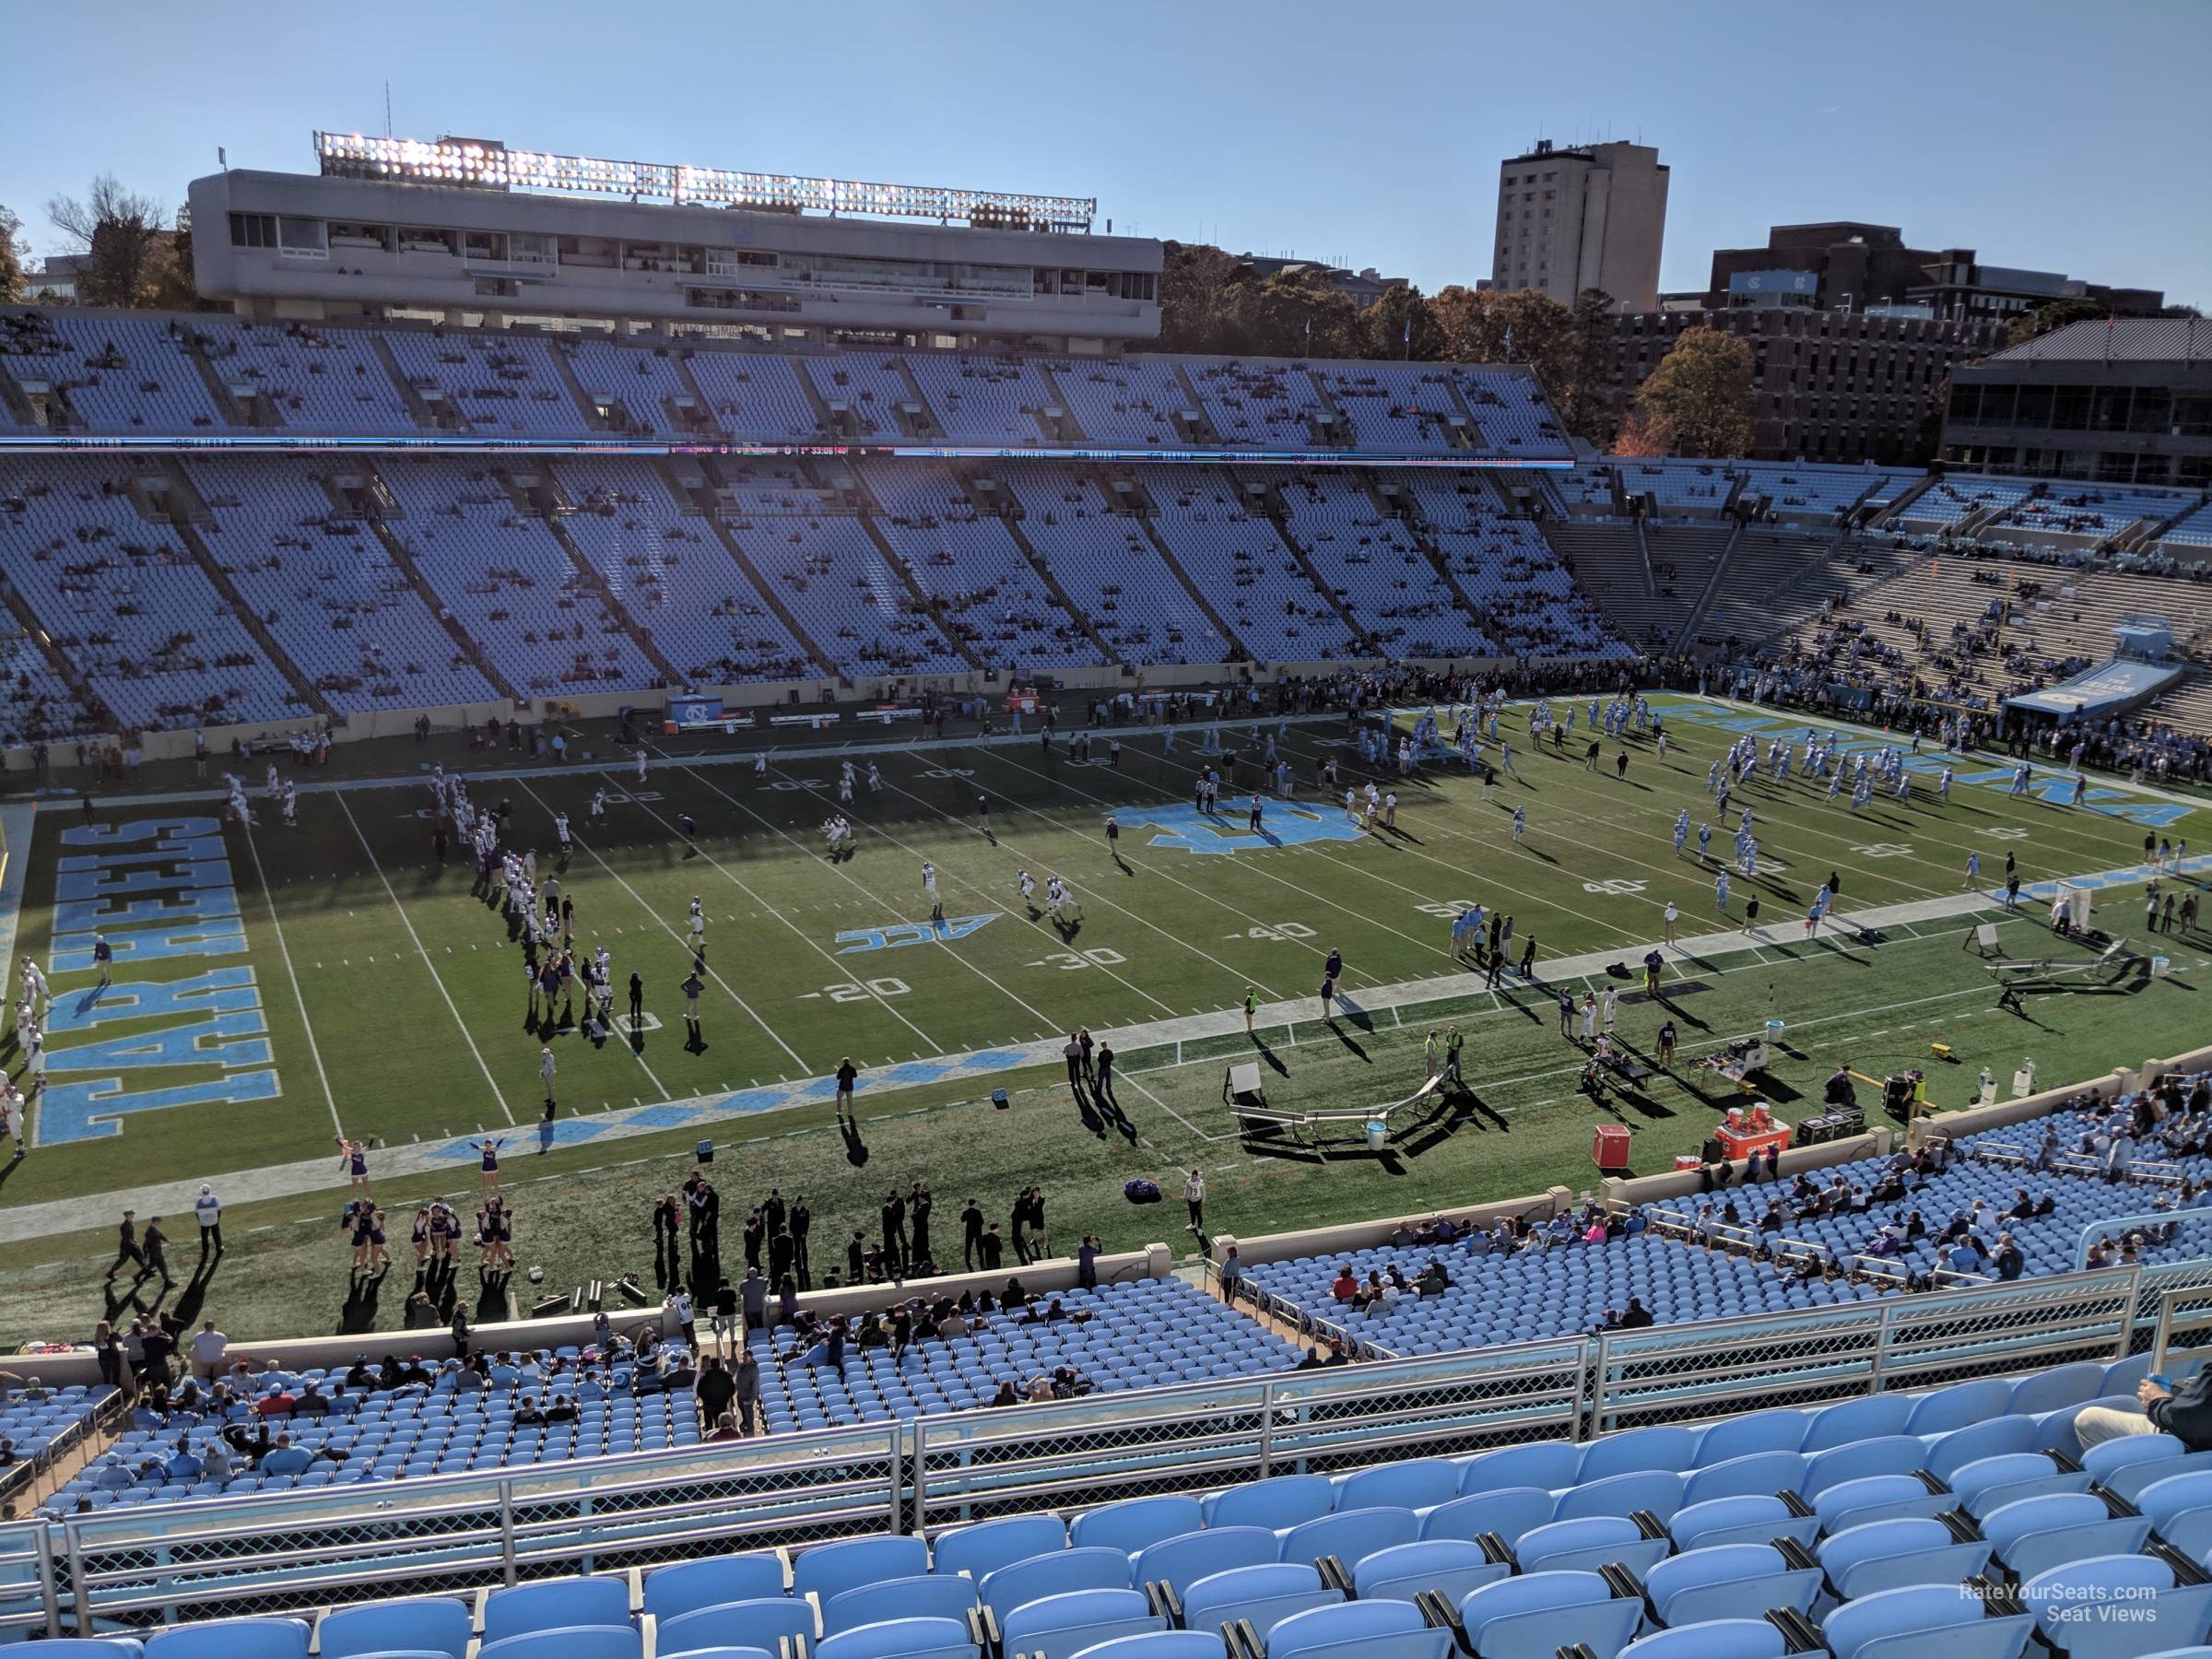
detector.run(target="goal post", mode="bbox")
[2053,881,2091,931]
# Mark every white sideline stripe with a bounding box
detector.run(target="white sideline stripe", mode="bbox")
[335,793,512,1124]
[238,818,344,1140]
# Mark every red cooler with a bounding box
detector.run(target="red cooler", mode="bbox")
[1594,1125,1631,1171]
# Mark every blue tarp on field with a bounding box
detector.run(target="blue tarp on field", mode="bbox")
[2005,657,2183,722]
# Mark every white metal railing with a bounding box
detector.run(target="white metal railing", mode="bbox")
[7,1260,2192,1637]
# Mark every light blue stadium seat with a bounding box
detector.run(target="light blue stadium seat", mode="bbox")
[1682,1451,1806,1507]
[144,1617,310,1659]
[1801,1395,1914,1453]
[482,1576,629,1645]
[1180,1563,1340,1640]
[477,1631,641,1659]
[1422,1488,1553,1546]
[825,1576,977,1638]
[1456,1442,1581,1495]
[1350,1539,1510,1605]
[1669,1493,1821,1554]
[1821,1583,2032,1659]
[13,1642,145,1656]
[1948,1452,2091,1519]
[1263,1600,1450,1659]
[1577,1426,1700,1483]
[980,1547,1132,1622]
[1644,1541,1820,1627]
[2022,1554,2212,1659]
[2007,1362,2108,1418]
[2138,1467,2212,1558]
[1335,1460,1460,1512]
[1551,1469,1683,1524]
[1817,1517,1991,1600]
[1812,1474,1952,1535]
[1072,1498,1205,1558]
[1512,1515,1668,1577]
[319,1596,473,1659]
[1136,1529,1279,1599]
[1279,1508,1420,1571]
[1693,1410,1809,1466]
[796,1537,932,1610]
[1619,1621,1787,1659]
[643,1553,786,1622]
[998,1588,1163,1659]
[655,1647,773,1659]
[1205,1477,1335,1532]
[2101,1353,2157,1396]
[1802,1436,1928,1498]
[1454,1570,1641,1659]
[1980,1491,2152,1583]
[1064,1633,1225,1659]
[655,1598,815,1656]
[1905,1379,2014,1437]
[1924,1416,2040,1484]
[935,1514,1067,1582]
[2086,1439,2212,1506]
[814,1617,976,1659]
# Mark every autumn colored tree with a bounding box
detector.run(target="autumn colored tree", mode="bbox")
[1630,325,1755,457]
[0,205,26,303]
[1360,282,1443,360]
[45,175,194,310]
[1428,284,1615,441]
[1154,241,1246,354]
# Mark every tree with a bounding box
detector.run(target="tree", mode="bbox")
[44,175,188,310]
[1242,265,1363,359]
[0,204,27,303]
[1630,326,1755,458]
[1360,282,1443,361]
[1155,241,1246,355]
[1428,285,1613,440]
[2005,296,2105,350]
[1609,410,1665,457]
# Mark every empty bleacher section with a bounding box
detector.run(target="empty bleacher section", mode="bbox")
[188,457,500,711]
[553,457,818,684]
[1135,471,1362,661]
[567,338,707,437]
[726,498,971,677]
[1622,462,1733,516]
[860,462,1102,671]
[376,458,661,695]
[805,356,924,439]
[1187,360,1331,449]
[1893,475,2039,531]
[679,351,826,443]
[0,624,104,747]
[382,329,583,436]
[1556,460,1620,512]
[999,465,1235,666]
[12,312,227,432]
[903,355,1062,447]
[0,456,304,728]
[1983,483,2200,548]
[1276,476,1491,659]
[1731,463,1901,522]
[199,321,417,434]
[1306,364,1465,452]
[1035,355,1192,446]
[2162,498,2212,552]
[1696,531,1919,656]
[1455,367,1564,453]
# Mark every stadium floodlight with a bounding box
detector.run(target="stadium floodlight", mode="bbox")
[313,131,1097,231]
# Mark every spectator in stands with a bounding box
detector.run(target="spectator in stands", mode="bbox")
[694,1355,734,1432]
[2079,1371,2212,1453]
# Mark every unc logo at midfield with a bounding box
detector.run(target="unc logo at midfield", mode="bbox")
[1117,804,1366,855]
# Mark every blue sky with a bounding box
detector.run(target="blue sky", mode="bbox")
[5,0,2206,309]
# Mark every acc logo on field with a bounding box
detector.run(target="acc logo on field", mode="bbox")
[836,914,999,953]
[1582,878,1648,896]
[1850,842,1914,859]
[1115,804,1365,856]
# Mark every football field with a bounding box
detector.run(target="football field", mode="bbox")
[2,694,2207,1341]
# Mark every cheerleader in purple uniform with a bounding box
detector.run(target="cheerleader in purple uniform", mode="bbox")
[474,1136,505,1199]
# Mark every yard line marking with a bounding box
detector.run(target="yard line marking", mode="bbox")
[238,821,344,1140]
[1117,1071,1234,1143]
[334,793,513,1124]
[516,777,812,1069]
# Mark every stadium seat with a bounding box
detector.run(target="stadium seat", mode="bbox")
[1454,1571,1641,1659]
[2086,1439,2212,1507]
[1642,1542,1821,1627]
[477,1632,641,1659]
[1905,1379,2015,1437]
[1335,1460,1460,1512]
[318,1596,473,1659]
[978,1547,1132,1621]
[1576,1426,1699,1482]
[1348,1539,1510,1605]
[642,1553,786,1622]
[1812,1473,1954,1535]
[1947,1452,2091,1519]
[1551,1470,1683,1524]
[1619,1623,1788,1659]
[1816,1517,1992,1600]
[655,1600,815,1656]
[1668,1493,1821,1554]
[1204,1476,1335,1532]
[796,1537,932,1609]
[1683,1450,1808,1506]
[1278,1509,1420,1571]
[1456,1443,1581,1494]
[1693,1409,1810,1465]
[1422,1488,1554,1546]
[1262,1600,1450,1659]
[1179,1563,1340,1639]
[814,1617,977,1659]
[1924,1416,2040,1483]
[659,1649,775,1659]
[1064,1634,1225,1659]
[482,1578,629,1645]
[1072,1498,1205,1557]
[2136,1467,2212,1557]
[998,1588,1163,1659]
[1801,1396,1914,1453]
[2021,1554,2212,1659]
[1512,1515,1669,1576]
[143,1618,310,1659]
[2007,1363,2109,1418]
[1136,1529,1280,1599]
[1820,1583,2033,1659]
[1980,1491,2152,1583]
[1802,1435,1929,1497]
[16,1643,145,1656]
[824,1577,978,1638]
[934,1514,1067,1581]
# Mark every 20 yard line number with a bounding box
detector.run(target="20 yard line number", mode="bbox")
[805,977,912,1003]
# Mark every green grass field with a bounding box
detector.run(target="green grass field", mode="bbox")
[3,693,2206,1345]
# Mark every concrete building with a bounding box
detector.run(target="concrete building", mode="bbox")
[1488,140,1667,313]
[1942,315,2212,488]
[1596,306,2003,465]
[1708,223,2161,324]
[187,135,1160,351]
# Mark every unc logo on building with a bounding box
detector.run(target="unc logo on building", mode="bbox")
[1115,805,1366,856]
